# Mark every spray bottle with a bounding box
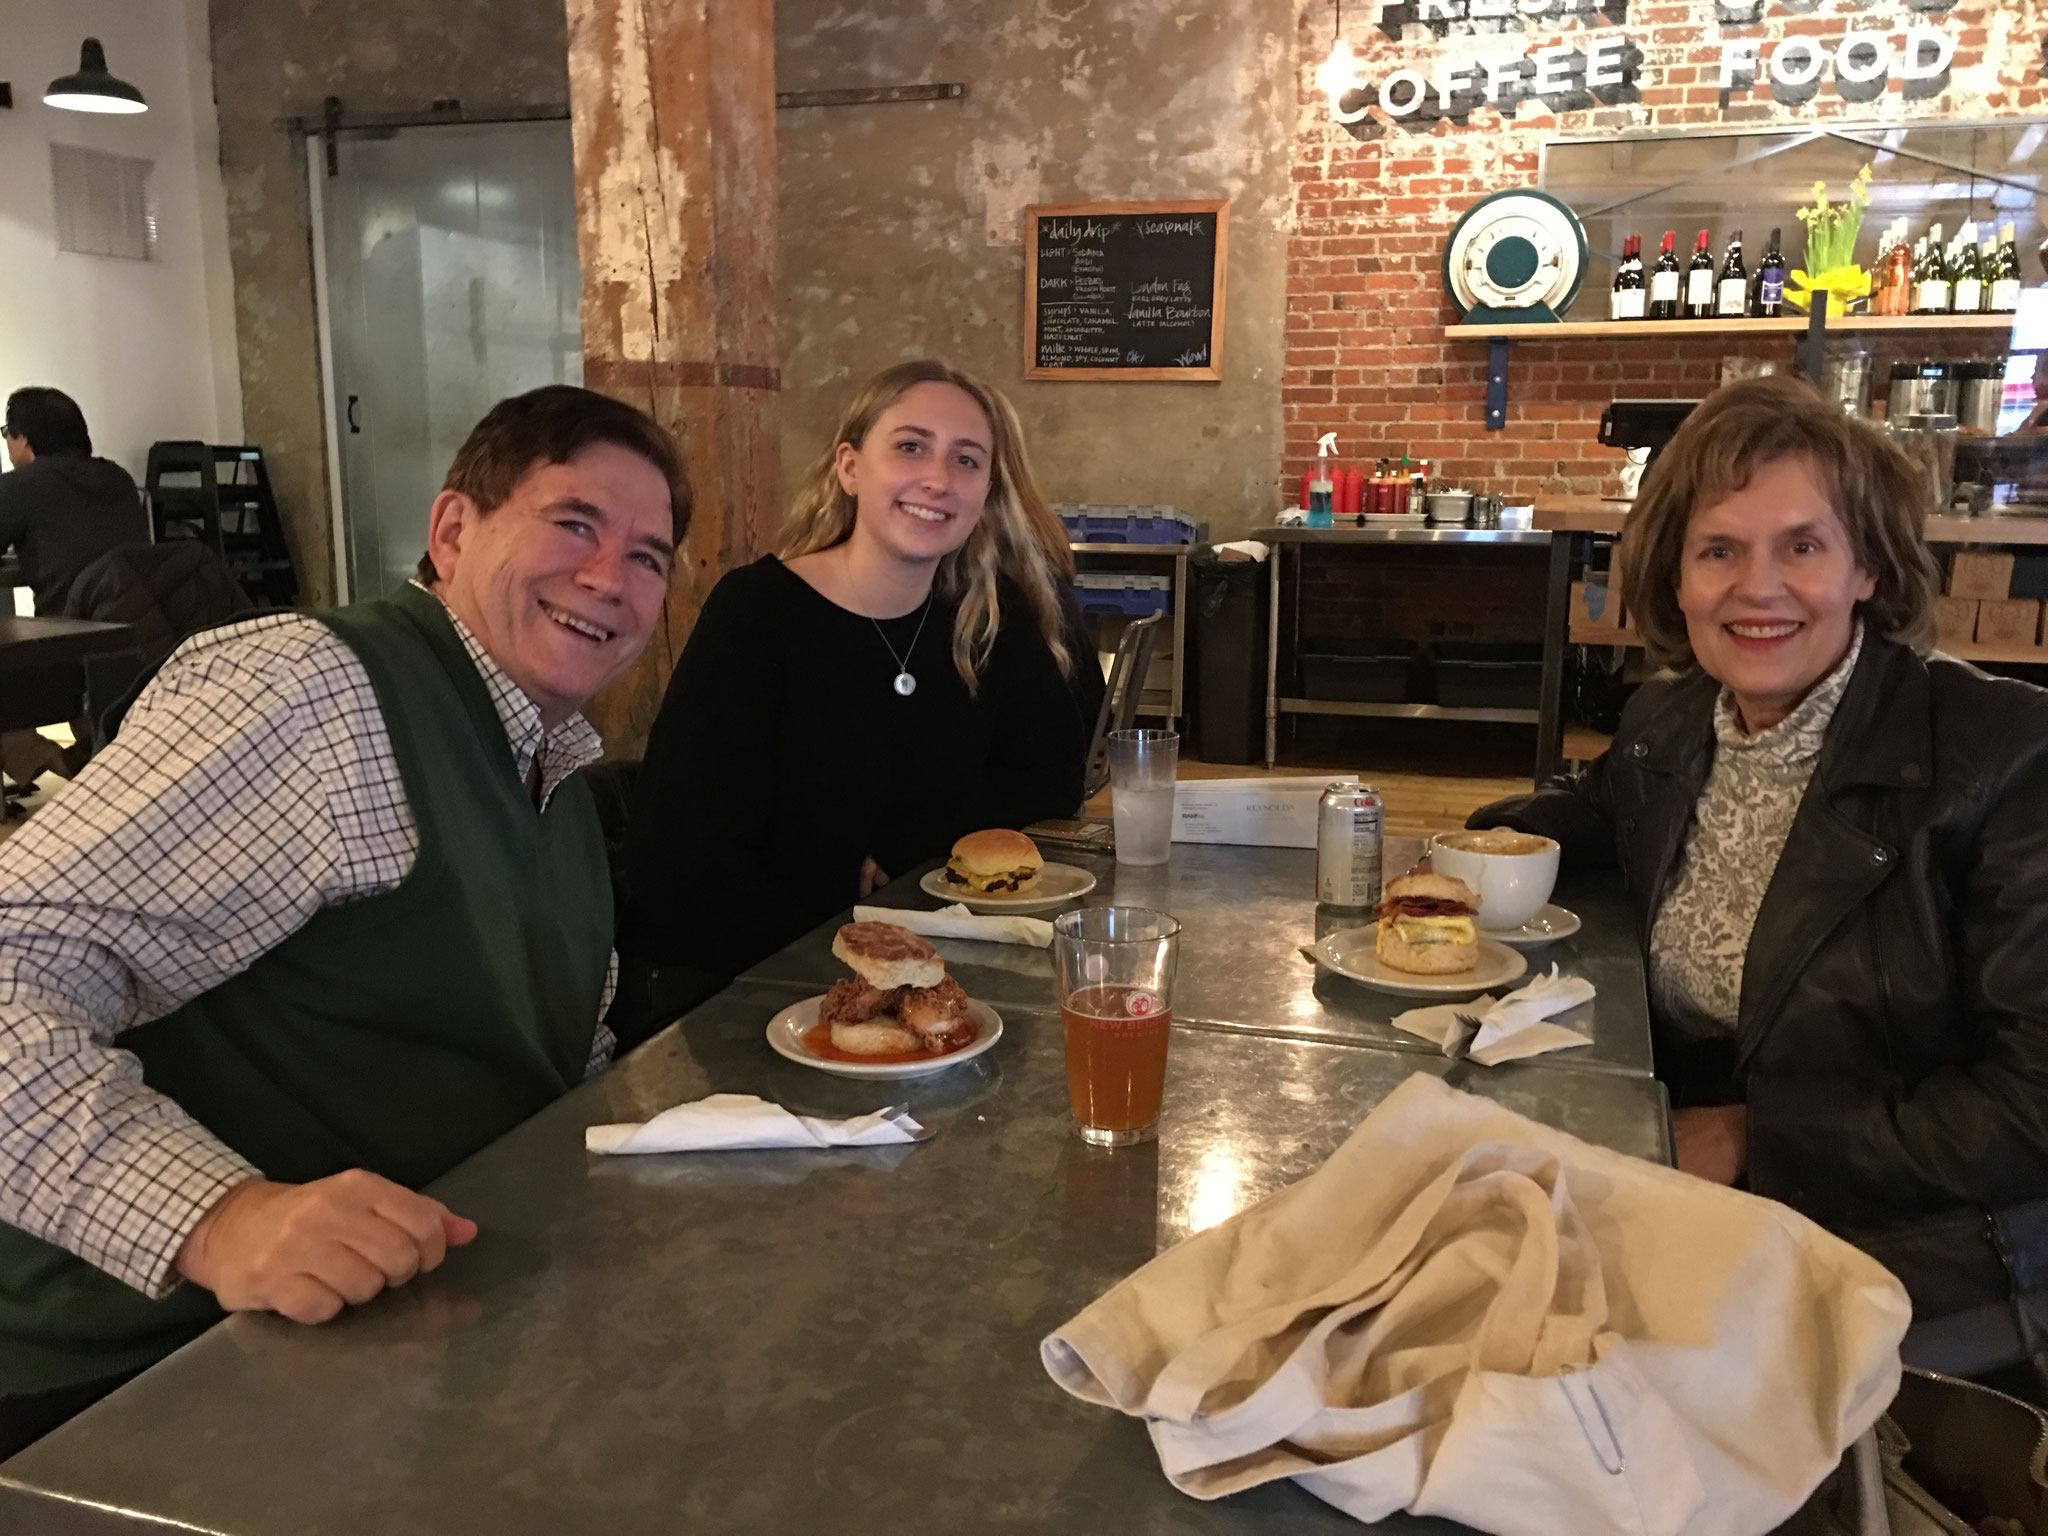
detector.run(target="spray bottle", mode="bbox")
[1309,433,1337,528]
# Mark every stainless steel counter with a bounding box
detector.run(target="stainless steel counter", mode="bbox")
[746,840,1653,1079]
[0,848,1668,1533]
[1253,524,1552,547]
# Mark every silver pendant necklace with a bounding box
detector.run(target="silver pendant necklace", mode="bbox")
[873,597,934,697]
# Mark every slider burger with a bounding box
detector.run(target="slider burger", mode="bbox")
[1374,868,1481,976]
[818,921,976,1056]
[943,829,1043,896]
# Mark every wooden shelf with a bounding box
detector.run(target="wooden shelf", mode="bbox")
[1539,507,2048,547]
[1922,516,2048,547]
[1945,640,2048,665]
[1568,628,2045,665]
[1446,314,2020,341]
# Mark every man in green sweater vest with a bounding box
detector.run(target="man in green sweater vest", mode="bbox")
[0,385,688,1451]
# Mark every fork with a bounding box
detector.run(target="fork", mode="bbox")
[1443,1012,1487,1064]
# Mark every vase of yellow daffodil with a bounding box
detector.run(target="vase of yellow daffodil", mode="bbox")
[1787,165,1874,318]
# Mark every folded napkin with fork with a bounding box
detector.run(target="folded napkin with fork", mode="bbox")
[1390,967,1595,1065]
[852,902,1054,948]
[585,1093,927,1154]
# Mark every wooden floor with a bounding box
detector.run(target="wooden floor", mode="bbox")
[1082,756,1530,839]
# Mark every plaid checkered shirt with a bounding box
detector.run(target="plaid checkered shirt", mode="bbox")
[0,590,616,1298]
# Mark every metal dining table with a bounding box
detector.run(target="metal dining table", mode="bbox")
[747,837,1655,1080]
[0,845,1669,1534]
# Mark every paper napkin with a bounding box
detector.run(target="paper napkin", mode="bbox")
[585,1093,927,1155]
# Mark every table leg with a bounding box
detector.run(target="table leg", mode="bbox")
[1264,543,1282,768]
[1534,530,1574,784]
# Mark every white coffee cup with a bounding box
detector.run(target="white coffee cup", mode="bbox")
[1427,829,1561,933]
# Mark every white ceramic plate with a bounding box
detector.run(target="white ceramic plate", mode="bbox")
[1313,925,1528,999]
[1480,904,1582,949]
[917,862,1097,913]
[765,994,1005,1080]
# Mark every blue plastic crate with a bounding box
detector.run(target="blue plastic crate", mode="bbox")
[1059,505,1198,546]
[1074,573,1172,616]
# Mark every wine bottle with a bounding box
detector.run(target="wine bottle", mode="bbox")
[1749,226,1787,318]
[1648,230,1680,320]
[1950,222,1983,314]
[1990,221,2023,313]
[1715,229,1748,318]
[1914,224,1950,314]
[1610,234,1645,320]
[1682,229,1716,319]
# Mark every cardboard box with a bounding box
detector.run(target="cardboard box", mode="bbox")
[1948,551,2015,601]
[1977,598,2044,649]
[1570,579,1622,632]
[1935,596,1980,648]
[1170,777,1339,848]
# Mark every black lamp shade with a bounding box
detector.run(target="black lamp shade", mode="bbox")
[44,38,147,114]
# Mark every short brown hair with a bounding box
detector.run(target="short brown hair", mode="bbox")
[1619,374,1940,670]
[415,385,690,585]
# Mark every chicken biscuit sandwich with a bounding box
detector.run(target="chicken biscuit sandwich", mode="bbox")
[1374,868,1481,975]
[943,829,1043,896]
[818,921,976,1056]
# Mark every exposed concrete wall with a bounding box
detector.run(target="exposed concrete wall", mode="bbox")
[775,0,1296,543]
[208,0,571,605]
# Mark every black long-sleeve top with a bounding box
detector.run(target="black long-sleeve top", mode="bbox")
[619,555,1103,979]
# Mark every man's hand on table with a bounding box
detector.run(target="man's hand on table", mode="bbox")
[175,1171,478,1323]
[857,857,890,899]
[1673,1105,1747,1186]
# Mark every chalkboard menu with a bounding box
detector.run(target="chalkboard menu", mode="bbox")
[1024,199,1228,381]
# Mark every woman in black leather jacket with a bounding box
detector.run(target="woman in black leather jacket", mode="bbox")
[1475,376,2048,1378]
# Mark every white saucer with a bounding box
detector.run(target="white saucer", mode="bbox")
[765,995,1004,1080]
[918,862,1096,913]
[1312,925,1528,998]
[1478,904,1581,949]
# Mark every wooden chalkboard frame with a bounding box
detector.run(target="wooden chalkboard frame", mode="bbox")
[1023,199,1228,382]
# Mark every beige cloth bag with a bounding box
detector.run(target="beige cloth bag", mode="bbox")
[1042,1074,1910,1535]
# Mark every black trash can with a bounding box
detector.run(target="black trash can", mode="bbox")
[1187,549,1269,765]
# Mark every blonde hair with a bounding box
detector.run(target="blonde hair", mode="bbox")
[1620,374,1940,671]
[778,360,1077,691]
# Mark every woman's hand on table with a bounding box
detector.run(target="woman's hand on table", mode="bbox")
[175,1170,478,1323]
[858,857,890,899]
[1674,1106,1748,1186]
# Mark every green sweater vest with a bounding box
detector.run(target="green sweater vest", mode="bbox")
[0,584,611,1393]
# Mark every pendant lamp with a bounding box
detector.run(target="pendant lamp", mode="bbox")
[44,39,147,115]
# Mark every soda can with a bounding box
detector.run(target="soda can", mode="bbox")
[1316,779,1384,909]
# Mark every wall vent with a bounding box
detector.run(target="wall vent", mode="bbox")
[49,143,157,261]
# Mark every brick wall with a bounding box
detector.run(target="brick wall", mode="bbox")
[1282,0,2048,504]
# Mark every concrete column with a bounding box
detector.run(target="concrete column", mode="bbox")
[565,0,781,754]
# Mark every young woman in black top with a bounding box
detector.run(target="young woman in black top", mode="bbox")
[613,360,1104,1041]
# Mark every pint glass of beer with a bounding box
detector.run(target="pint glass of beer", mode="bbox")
[1051,907,1182,1147]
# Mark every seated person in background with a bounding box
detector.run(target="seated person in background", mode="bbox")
[614,359,1104,1043]
[0,385,685,1454]
[1471,375,2048,1383]
[0,388,147,613]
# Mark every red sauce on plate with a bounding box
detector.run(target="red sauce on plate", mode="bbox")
[801,1021,978,1065]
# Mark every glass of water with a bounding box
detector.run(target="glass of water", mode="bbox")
[1108,728,1177,867]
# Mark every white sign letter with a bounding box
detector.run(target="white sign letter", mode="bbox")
[1587,35,1628,89]
[1834,33,1891,85]
[1769,37,1826,87]
[1378,70,1428,116]
[1434,60,1478,107]
[1532,43,1575,95]
[1718,37,1761,88]
[1418,0,1461,19]
[1900,24,1956,80]
[1483,57,1526,102]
